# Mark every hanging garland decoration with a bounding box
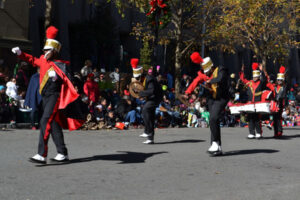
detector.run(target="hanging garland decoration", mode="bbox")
[146,0,171,29]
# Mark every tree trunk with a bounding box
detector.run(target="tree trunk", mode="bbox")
[45,0,52,28]
[262,56,267,70]
[174,5,183,95]
[175,40,183,95]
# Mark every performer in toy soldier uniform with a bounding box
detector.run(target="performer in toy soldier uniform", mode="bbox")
[266,66,287,137]
[239,63,266,139]
[12,26,85,164]
[185,52,229,156]
[130,59,161,144]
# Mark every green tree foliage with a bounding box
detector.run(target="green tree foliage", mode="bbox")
[140,40,153,71]
[207,0,300,67]
[111,0,219,94]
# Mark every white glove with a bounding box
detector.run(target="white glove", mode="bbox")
[12,47,21,56]
[48,70,57,81]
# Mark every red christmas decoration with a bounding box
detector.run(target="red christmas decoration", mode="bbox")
[146,0,167,16]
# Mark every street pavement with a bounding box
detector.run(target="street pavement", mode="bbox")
[0,126,300,200]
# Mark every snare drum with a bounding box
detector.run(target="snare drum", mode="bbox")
[229,103,242,115]
[255,102,270,114]
[241,102,255,113]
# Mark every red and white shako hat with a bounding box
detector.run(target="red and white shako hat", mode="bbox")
[190,52,213,73]
[131,58,143,78]
[43,26,61,52]
[252,62,260,78]
[277,66,285,80]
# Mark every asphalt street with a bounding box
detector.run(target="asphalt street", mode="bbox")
[0,127,300,200]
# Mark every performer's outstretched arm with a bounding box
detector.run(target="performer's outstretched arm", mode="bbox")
[185,71,208,95]
[12,47,42,67]
[18,52,42,67]
[239,71,249,85]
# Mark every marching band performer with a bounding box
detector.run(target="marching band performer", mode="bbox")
[12,26,85,164]
[130,59,162,144]
[185,52,229,156]
[239,63,266,139]
[266,66,287,137]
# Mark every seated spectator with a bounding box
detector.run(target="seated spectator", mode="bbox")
[187,103,199,128]
[282,107,295,126]
[156,95,181,127]
[111,89,121,107]
[115,95,141,127]
[289,100,298,115]
[106,111,116,129]
[94,104,105,122]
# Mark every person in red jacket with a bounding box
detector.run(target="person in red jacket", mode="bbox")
[239,63,266,139]
[11,26,85,164]
[83,73,100,105]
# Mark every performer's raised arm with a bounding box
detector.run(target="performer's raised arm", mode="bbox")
[12,47,42,67]
[185,52,209,95]
[185,71,208,95]
[239,64,249,85]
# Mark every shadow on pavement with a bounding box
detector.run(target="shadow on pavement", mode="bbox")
[155,139,205,145]
[283,127,300,130]
[262,134,300,140]
[36,151,168,167]
[222,149,279,157]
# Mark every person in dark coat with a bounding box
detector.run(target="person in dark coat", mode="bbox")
[139,68,162,144]
[24,70,42,129]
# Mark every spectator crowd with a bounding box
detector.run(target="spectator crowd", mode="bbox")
[1,59,300,131]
